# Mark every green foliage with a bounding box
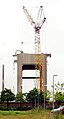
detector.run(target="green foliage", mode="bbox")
[1,88,15,103]
[44,90,51,102]
[26,88,51,105]
[26,88,38,103]
[55,92,64,103]
[15,92,25,102]
[39,91,44,103]
[55,82,64,93]
[54,82,64,103]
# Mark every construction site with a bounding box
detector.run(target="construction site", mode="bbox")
[1,6,51,94]
[13,6,51,93]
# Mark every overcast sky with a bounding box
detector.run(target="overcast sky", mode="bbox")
[0,0,64,93]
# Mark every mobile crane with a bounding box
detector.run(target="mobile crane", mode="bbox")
[23,6,46,91]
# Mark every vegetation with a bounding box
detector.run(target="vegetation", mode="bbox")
[0,108,64,119]
[26,88,51,107]
[0,83,64,118]
[1,88,15,102]
[15,92,24,102]
[0,88,15,108]
[0,82,64,110]
[54,82,64,106]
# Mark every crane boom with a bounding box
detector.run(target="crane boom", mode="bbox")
[23,6,36,28]
[36,6,43,26]
[40,17,46,28]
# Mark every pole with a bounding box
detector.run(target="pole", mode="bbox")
[38,91,39,108]
[52,75,54,112]
[34,80,36,108]
[2,64,4,91]
[43,85,47,109]
[52,75,58,112]
[44,92,45,109]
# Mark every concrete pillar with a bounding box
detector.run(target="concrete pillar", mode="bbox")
[13,52,51,93]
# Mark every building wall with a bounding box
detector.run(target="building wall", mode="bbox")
[13,52,51,93]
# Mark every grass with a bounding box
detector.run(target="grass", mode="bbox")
[0,108,64,119]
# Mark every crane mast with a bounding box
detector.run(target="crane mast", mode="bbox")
[23,6,46,91]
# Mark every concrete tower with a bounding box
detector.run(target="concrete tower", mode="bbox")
[13,52,51,93]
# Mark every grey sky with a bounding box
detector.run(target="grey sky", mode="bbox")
[0,0,64,93]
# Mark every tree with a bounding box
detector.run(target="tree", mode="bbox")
[15,92,25,103]
[55,82,64,93]
[1,88,15,108]
[39,91,44,103]
[45,90,51,102]
[54,82,64,106]
[26,88,51,107]
[26,88,38,107]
